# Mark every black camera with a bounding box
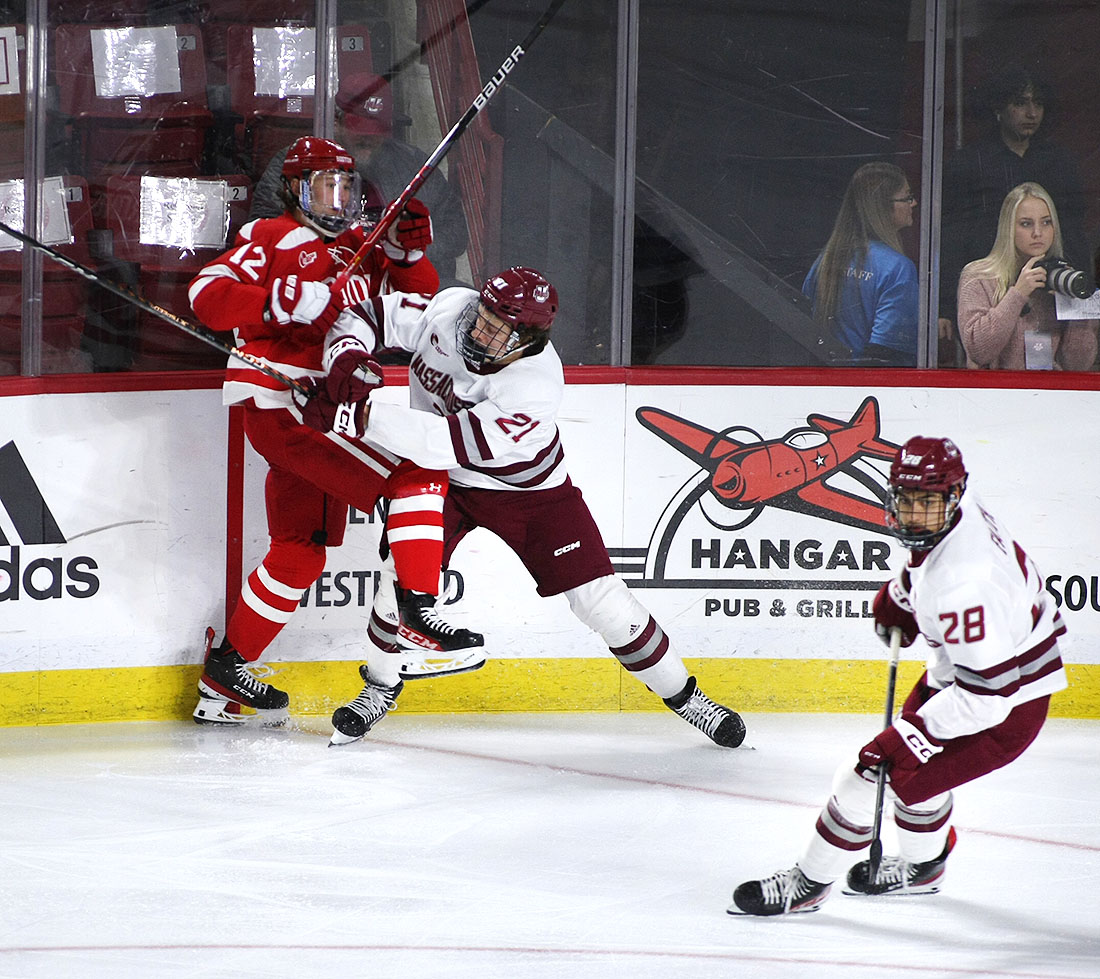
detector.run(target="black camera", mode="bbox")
[1037,258,1093,299]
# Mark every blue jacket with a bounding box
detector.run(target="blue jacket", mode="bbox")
[803,241,918,364]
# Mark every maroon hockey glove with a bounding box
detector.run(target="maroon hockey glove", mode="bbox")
[382,197,432,264]
[326,349,385,404]
[872,575,919,647]
[295,378,368,440]
[268,275,342,345]
[858,712,943,789]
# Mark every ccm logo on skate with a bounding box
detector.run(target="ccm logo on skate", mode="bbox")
[0,548,100,601]
[554,540,581,557]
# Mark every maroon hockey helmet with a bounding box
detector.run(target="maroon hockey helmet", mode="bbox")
[281,136,361,236]
[480,267,558,332]
[458,267,559,370]
[885,436,968,549]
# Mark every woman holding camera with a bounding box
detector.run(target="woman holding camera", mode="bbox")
[957,182,1097,370]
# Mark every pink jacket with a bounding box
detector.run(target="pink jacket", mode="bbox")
[957,272,1097,370]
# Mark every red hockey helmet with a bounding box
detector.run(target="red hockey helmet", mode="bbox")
[885,436,968,549]
[281,136,361,236]
[458,267,559,370]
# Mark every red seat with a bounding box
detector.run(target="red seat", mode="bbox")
[226,22,372,177]
[0,175,94,373]
[102,172,252,370]
[0,24,24,178]
[52,23,214,196]
[191,0,314,87]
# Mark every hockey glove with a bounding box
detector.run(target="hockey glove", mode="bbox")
[872,573,919,647]
[382,198,432,265]
[268,275,342,345]
[295,378,368,440]
[858,712,943,789]
[326,349,385,404]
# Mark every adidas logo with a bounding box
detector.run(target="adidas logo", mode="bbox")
[0,441,100,602]
[0,440,64,545]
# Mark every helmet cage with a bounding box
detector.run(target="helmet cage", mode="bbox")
[295,168,362,237]
[884,436,968,549]
[456,301,538,371]
[885,483,965,549]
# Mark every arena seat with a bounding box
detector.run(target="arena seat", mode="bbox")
[52,23,213,198]
[101,172,252,370]
[0,175,94,373]
[226,22,372,177]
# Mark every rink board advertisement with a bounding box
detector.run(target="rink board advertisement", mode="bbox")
[2,377,1100,721]
[0,387,228,672]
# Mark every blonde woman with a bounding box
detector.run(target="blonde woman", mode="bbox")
[803,162,919,365]
[958,182,1097,370]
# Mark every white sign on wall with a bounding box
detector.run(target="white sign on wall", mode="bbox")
[3,382,1098,673]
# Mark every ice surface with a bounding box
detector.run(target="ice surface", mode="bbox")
[0,711,1097,978]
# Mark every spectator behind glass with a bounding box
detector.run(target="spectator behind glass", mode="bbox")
[803,162,919,366]
[958,182,1096,371]
[251,73,470,287]
[939,68,1091,364]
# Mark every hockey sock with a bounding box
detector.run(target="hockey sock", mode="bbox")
[385,492,444,595]
[227,543,324,661]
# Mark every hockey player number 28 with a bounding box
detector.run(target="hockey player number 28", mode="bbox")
[939,606,986,644]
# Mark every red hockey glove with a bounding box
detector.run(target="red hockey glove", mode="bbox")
[382,198,432,264]
[326,349,385,404]
[268,275,342,345]
[858,712,943,789]
[872,573,919,648]
[295,378,368,440]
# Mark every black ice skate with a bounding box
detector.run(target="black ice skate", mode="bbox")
[844,827,957,896]
[396,589,486,662]
[329,665,404,746]
[728,865,832,916]
[663,676,746,747]
[193,627,289,726]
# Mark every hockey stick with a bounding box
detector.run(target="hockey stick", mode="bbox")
[0,219,311,396]
[868,625,903,884]
[332,0,570,292]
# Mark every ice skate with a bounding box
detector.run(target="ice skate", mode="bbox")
[193,628,289,727]
[728,865,832,916]
[664,676,746,747]
[396,588,485,656]
[844,827,957,896]
[329,665,404,746]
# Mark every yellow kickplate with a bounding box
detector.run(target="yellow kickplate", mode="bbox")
[1,659,1097,726]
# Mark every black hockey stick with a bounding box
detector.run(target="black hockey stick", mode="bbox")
[0,219,311,395]
[868,626,903,884]
[333,0,570,291]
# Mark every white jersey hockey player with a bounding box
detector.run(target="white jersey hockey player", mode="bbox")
[300,266,746,748]
[729,435,1067,915]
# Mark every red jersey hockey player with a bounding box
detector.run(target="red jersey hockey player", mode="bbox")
[296,266,746,747]
[729,436,1068,915]
[187,136,481,727]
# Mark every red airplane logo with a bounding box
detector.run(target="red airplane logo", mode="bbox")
[636,396,900,532]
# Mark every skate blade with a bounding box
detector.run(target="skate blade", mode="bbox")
[840,883,941,897]
[398,649,488,680]
[328,727,365,747]
[193,698,288,728]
